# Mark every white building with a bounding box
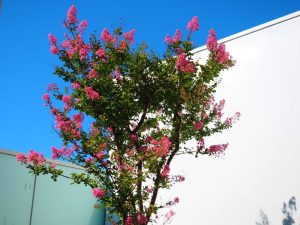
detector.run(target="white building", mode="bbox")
[168,11,300,225]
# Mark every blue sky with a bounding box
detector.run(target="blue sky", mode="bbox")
[0,0,299,158]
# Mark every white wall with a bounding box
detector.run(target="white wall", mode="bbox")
[165,11,300,225]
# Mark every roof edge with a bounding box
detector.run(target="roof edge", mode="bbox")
[0,148,83,170]
[192,10,300,54]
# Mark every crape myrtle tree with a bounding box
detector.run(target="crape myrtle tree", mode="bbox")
[17,5,240,225]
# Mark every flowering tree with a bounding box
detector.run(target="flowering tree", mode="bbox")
[17,5,240,225]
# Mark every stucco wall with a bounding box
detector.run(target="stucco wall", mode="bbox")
[168,11,300,225]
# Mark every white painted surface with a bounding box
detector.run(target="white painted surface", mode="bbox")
[164,11,300,225]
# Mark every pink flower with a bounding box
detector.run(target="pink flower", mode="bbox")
[16,153,27,164]
[72,82,80,90]
[207,143,228,155]
[164,29,182,44]
[164,34,172,44]
[216,43,230,64]
[84,87,100,100]
[113,67,122,79]
[130,134,138,142]
[175,53,196,73]
[117,40,128,52]
[194,121,204,130]
[92,187,105,198]
[96,47,106,58]
[88,69,97,79]
[47,83,58,92]
[50,45,59,54]
[187,16,199,31]
[161,164,170,177]
[165,210,176,222]
[48,34,57,45]
[207,29,218,52]
[78,20,88,33]
[52,146,74,159]
[61,39,71,48]
[137,212,148,225]
[174,197,179,203]
[178,175,185,182]
[73,112,84,128]
[101,28,114,43]
[27,150,46,166]
[54,113,81,139]
[146,186,154,193]
[62,95,72,111]
[150,136,171,157]
[51,146,61,159]
[123,29,136,44]
[42,93,50,103]
[173,29,182,43]
[125,216,133,225]
[213,99,225,119]
[207,29,231,65]
[79,47,90,60]
[67,5,78,24]
[96,150,105,160]
[86,158,94,163]
[197,138,205,151]
[225,112,241,126]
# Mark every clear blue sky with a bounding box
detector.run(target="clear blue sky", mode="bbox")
[0,0,299,158]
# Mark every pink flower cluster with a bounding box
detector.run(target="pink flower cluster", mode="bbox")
[54,113,81,139]
[165,210,176,223]
[62,95,73,111]
[17,150,46,166]
[48,34,59,55]
[225,112,241,126]
[117,40,128,52]
[42,93,50,105]
[73,112,84,128]
[88,69,97,79]
[95,47,106,60]
[125,216,133,225]
[187,16,199,31]
[125,212,148,225]
[77,20,88,33]
[95,150,105,160]
[207,143,228,155]
[197,138,205,152]
[213,99,225,119]
[92,187,105,198]
[164,29,182,45]
[175,53,196,73]
[66,5,78,25]
[84,86,100,100]
[130,134,138,142]
[113,67,123,79]
[150,136,172,157]
[72,82,80,90]
[145,186,154,193]
[101,28,115,43]
[207,29,230,65]
[123,29,136,44]
[47,83,59,92]
[66,34,91,60]
[194,121,204,130]
[16,153,27,164]
[161,164,170,177]
[51,146,75,160]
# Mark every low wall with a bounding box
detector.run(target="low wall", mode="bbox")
[0,149,105,225]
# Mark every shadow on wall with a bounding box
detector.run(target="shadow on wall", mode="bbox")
[256,197,298,225]
[256,210,270,225]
